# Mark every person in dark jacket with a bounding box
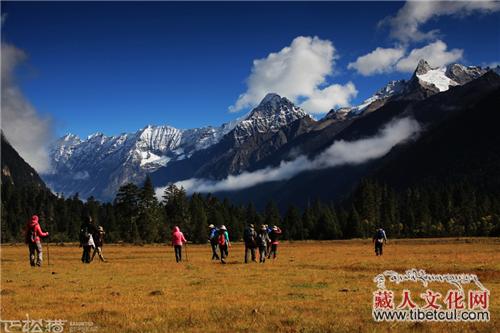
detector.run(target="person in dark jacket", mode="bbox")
[267,226,282,259]
[208,224,220,260]
[243,224,257,263]
[25,215,49,267]
[256,225,271,263]
[80,216,97,263]
[372,228,388,256]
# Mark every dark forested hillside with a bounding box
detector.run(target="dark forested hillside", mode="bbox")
[1,133,47,189]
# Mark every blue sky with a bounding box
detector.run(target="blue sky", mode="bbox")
[2,1,499,139]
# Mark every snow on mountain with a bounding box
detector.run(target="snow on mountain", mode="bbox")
[232,93,308,144]
[350,80,406,115]
[47,61,488,201]
[417,66,458,92]
[325,80,406,120]
[326,60,487,120]
[45,96,302,200]
[415,60,487,92]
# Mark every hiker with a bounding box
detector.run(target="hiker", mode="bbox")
[372,228,388,256]
[218,225,230,264]
[265,224,272,255]
[80,216,97,264]
[171,226,187,263]
[208,224,220,260]
[91,226,106,262]
[243,224,257,263]
[267,225,283,259]
[256,225,271,263]
[25,215,49,267]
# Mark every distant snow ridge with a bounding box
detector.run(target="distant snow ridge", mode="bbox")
[47,94,306,200]
[350,80,406,115]
[416,61,486,92]
[327,60,487,120]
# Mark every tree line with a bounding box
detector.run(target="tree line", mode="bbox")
[2,175,499,244]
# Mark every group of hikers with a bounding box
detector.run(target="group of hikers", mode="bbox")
[24,214,387,267]
[170,223,282,264]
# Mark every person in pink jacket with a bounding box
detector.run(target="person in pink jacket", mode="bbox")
[25,215,49,267]
[171,226,187,262]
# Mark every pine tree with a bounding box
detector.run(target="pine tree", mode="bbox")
[137,176,161,243]
[283,205,301,240]
[162,184,190,237]
[190,193,208,243]
[264,201,281,228]
[115,183,141,242]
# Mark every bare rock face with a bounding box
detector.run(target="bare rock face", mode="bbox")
[445,64,487,85]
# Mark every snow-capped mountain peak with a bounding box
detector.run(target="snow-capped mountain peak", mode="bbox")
[232,93,308,143]
[414,60,487,92]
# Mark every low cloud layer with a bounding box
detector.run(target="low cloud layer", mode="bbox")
[155,117,420,197]
[230,36,357,114]
[349,40,463,76]
[382,0,500,43]
[1,43,54,174]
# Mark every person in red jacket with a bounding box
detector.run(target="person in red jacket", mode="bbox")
[25,215,49,267]
[171,226,187,262]
[267,225,282,259]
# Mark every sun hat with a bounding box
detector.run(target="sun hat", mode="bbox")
[273,226,278,230]
[208,224,215,228]
[220,225,227,231]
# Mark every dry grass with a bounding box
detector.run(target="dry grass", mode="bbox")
[1,238,499,332]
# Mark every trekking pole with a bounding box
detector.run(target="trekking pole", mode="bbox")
[184,242,188,262]
[47,235,50,266]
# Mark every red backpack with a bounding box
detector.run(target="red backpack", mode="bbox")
[218,233,226,246]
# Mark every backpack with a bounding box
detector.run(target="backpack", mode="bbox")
[376,229,385,239]
[256,233,266,247]
[243,228,256,245]
[25,227,36,244]
[79,227,90,244]
[218,233,226,246]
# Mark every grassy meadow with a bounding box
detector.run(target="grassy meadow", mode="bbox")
[1,238,499,332]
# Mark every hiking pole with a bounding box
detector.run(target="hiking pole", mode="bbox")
[184,242,188,262]
[47,235,50,266]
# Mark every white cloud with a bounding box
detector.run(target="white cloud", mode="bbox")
[349,40,463,75]
[395,40,463,72]
[155,117,420,196]
[383,0,500,43]
[1,43,54,174]
[230,36,357,114]
[300,82,358,114]
[348,47,405,76]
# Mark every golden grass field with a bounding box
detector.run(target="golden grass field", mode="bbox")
[1,238,499,333]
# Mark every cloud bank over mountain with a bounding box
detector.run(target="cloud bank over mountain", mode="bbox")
[155,116,420,196]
